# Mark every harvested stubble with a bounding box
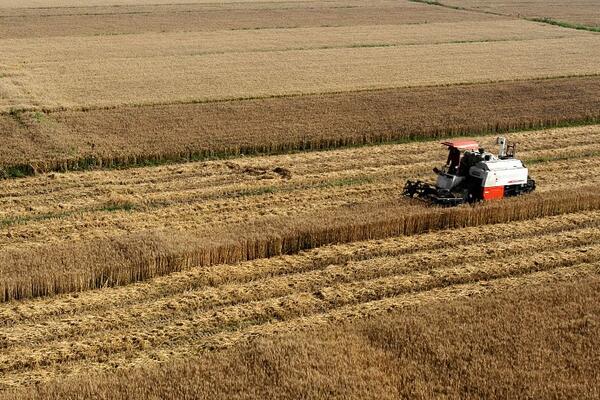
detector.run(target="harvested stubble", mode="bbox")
[0,225,598,390]
[3,273,596,400]
[2,77,599,176]
[1,246,598,377]
[11,225,599,337]
[2,186,600,302]
[0,0,500,39]
[2,210,596,326]
[0,125,599,302]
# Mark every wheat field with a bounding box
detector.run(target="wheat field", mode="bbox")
[1,0,599,397]
[1,2,598,112]
[1,125,600,300]
[4,274,596,399]
[1,0,599,175]
[0,1,498,38]
[2,76,599,176]
[2,20,584,63]
[0,210,598,390]
[3,36,600,112]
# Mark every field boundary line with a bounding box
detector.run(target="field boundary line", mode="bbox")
[4,74,600,116]
[526,17,600,33]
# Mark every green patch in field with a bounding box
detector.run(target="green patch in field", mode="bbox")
[8,109,25,126]
[229,186,278,198]
[408,0,464,11]
[101,203,137,212]
[100,200,138,213]
[528,18,600,33]
[0,200,140,229]
[0,164,35,179]
[31,111,45,124]
[0,210,77,228]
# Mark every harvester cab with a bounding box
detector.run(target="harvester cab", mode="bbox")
[403,137,535,206]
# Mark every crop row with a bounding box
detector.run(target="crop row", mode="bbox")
[4,224,599,347]
[3,125,598,257]
[2,186,600,302]
[1,208,596,327]
[0,127,598,301]
[3,124,598,216]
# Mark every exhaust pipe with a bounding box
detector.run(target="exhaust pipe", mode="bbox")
[496,136,507,158]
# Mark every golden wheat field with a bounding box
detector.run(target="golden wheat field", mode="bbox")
[0,0,599,398]
[3,36,600,112]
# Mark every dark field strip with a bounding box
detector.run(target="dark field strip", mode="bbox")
[1,76,599,178]
[0,1,495,39]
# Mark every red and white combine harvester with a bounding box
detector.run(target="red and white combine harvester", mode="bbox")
[403,137,536,206]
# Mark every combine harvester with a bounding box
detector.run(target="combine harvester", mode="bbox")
[404,137,536,206]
